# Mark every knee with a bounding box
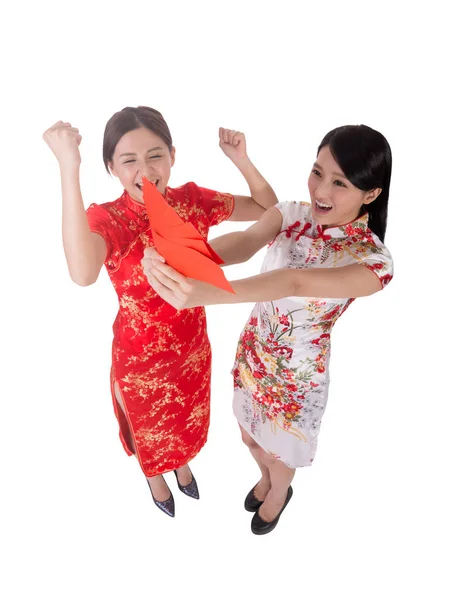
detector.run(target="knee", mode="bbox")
[241,429,260,450]
[257,447,277,466]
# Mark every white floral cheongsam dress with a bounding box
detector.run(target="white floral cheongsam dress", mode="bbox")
[232,201,393,469]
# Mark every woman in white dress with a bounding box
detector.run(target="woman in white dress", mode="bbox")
[143,125,394,535]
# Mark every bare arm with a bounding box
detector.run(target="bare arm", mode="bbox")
[43,121,106,286]
[219,128,278,221]
[223,264,383,303]
[143,262,384,310]
[209,205,283,265]
[60,165,106,285]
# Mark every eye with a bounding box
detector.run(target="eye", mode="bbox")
[149,155,162,160]
[334,180,347,187]
[312,169,321,177]
[123,159,135,164]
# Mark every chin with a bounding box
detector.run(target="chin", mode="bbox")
[311,211,330,224]
[128,189,144,203]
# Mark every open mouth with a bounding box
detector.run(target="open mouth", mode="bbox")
[136,180,159,192]
[315,200,333,213]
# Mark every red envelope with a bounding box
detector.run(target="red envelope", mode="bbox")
[143,177,235,294]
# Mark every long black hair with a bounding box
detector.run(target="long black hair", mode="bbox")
[318,125,392,242]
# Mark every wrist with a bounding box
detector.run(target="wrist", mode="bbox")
[59,161,81,178]
[231,155,253,172]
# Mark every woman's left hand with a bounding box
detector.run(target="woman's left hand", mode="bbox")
[142,257,214,310]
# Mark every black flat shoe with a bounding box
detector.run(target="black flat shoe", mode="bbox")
[173,468,199,500]
[147,478,175,517]
[251,486,293,535]
[244,484,265,512]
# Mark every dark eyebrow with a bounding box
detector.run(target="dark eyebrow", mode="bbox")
[119,146,164,158]
[313,162,347,179]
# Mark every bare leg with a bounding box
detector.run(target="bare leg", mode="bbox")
[114,382,171,502]
[174,464,194,486]
[239,424,271,501]
[256,448,295,522]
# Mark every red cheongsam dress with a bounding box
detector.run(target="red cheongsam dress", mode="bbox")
[85,182,234,477]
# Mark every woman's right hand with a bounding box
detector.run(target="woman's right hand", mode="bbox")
[43,121,82,168]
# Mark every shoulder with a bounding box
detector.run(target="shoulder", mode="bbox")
[275,200,312,225]
[352,233,394,287]
[85,195,133,239]
[275,200,311,214]
[358,231,393,259]
[86,195,125,218]
[167,181,199,196]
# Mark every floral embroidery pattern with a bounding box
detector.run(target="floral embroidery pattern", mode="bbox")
[86,183,234,477]
[232,201,393,468]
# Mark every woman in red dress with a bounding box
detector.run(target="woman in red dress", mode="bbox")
[43,106,278,517]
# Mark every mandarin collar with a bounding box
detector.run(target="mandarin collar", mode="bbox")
[121,188,170,220]
[306,207,370,240]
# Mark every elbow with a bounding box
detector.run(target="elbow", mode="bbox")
[70,271,99,287]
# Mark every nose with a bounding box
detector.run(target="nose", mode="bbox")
[315,180,331,201]
[137,160,157,181]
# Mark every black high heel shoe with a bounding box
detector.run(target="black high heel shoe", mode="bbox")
[251,486,293,535]
[244,484,265,512]
[147,477,175,517]
[173,468,199,499]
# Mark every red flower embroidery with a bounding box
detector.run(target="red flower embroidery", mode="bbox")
[279,314,290,326]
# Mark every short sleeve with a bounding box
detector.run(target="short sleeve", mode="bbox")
[86,203,123,270]
[358,240,394,289]
[196,185,235,226]
[275,201,311,230]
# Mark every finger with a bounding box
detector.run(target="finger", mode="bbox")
[141,257,152,271]
[148,265,193,305]
[227,130,237,145]
[222,128,233,144]
[148,272,172,300]
[143,246,165,262]
[149,264,182,292]
[149,266,192,305]
[148,273,181,309]
[232,131,243,144]
[48,120,64,130]
[152,261,190,288]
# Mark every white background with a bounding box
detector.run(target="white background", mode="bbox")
[1,1,452,598]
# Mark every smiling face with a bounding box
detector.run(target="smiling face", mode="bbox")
[308,146,381,227]
[109,127,175,202]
